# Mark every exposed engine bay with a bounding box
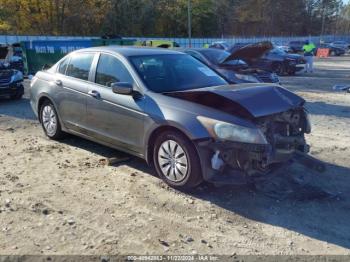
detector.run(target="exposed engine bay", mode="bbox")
[197,107,325,185]
[213,109,309,172]
[165,84,325,185]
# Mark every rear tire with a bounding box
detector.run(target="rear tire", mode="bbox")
[153,131,203,190]
[40,100,65,140]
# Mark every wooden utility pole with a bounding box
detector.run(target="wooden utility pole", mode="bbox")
[188,0,192,47]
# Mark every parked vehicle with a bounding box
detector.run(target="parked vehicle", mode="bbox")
[318,43,346,56]
[228,42,306,75]
[30,47,312,189]
[288,41,305,53]
[0,62,24,99]
[275,45,291,53]
[21,38,137,75]
[141,40,180,48]
[208,41,231,50]
[180,48,279,84]
[329,41,349,51]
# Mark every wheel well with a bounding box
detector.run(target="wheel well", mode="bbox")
[37,96,52,122]
[147,126,191,165]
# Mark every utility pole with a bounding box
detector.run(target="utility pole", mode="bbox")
[188,0,192,47]
[320,0,326,43]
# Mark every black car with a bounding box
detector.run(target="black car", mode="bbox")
[288,41,305,53]
[318,43,346,56]
[181,48,279,84]
[0,62,24,100]
[228,42,306,76]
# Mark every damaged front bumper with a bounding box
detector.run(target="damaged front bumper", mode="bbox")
[0,81,24,98]
[195,136,314,186]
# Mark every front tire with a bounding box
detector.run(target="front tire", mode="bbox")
[273,63,285,76]
[153,131,203,190]
[40,100,64,140]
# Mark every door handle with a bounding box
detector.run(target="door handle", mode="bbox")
[55,79,62,86]
[88,90,100,99]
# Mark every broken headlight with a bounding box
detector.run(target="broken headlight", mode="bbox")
[304,109,312,133]
[197,116,268,144]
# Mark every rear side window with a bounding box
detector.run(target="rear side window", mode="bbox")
[95,54,133,87]
[66,53,95,81]
[58,57,69,74]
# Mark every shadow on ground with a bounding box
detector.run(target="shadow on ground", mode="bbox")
[190,161,350,250]
[61,135,154,174]
[59,134,350,250]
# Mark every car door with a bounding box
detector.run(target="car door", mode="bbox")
[86,53,145,154]
[54,52,95,132]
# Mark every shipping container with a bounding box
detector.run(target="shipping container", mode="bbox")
[21,38,137,75]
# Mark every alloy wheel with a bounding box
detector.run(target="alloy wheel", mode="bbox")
[42,105,57,136]
[157,140,189,182]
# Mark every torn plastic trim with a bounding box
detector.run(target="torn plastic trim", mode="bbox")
[195,137,311,185]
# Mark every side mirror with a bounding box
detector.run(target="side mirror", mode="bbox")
[111,82,133,95]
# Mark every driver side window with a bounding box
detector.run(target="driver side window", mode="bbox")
[95,54,133,87]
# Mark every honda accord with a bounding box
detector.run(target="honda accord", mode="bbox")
[30,47,312,189]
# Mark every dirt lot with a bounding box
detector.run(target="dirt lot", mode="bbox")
[0,56,350,256]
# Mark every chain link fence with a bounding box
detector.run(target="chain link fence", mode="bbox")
[1,34,350,47]
[129,35,350,48]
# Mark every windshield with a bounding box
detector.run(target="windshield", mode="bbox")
[130,54,227,93]
[270,48,286,55]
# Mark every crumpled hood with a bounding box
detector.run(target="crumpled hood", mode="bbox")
[223,41,273,63]
[164,84,305,119]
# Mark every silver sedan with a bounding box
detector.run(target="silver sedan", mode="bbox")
[30,46,312,189]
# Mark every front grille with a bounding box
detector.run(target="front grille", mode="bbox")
[0,71,13,85]
[10,61,24,71]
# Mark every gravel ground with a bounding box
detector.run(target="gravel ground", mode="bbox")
[0,56,350,255]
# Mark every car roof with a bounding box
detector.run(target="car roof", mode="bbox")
[73,46,184,57]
